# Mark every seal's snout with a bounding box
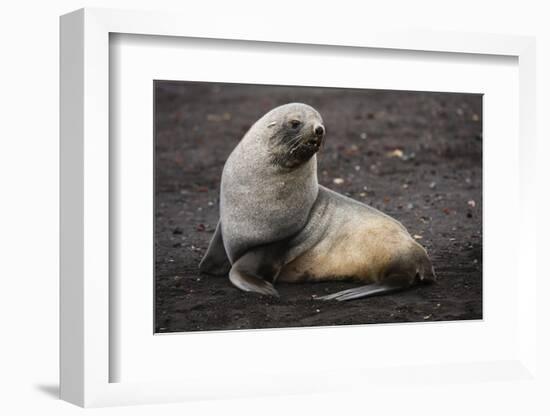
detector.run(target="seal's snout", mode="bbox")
[314,125,325,138]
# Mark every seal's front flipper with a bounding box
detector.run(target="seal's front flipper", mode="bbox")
[199,221,231,276]
[229,267,280,297]
[228,243,287,298]
[318,282,408,302]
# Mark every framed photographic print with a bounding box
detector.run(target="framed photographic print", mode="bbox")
[153,80,482,333]
[60,7,539,408]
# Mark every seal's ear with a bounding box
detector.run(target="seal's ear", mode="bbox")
[267,121,277,128]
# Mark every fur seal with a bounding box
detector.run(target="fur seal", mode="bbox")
[199,103,435,301]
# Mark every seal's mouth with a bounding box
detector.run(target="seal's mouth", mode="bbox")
[290,137,322,157]
[305,138,322,148]
[303,141,321,151]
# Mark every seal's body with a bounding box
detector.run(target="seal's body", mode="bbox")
[199,103,435,301]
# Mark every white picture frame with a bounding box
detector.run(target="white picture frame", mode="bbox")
[60,7,538,408]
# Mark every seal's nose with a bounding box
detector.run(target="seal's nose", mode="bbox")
[314,125,325,138]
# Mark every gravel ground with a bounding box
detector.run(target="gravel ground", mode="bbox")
[154,81,482,333]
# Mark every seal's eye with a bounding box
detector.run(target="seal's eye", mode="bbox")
[290,120,301,129]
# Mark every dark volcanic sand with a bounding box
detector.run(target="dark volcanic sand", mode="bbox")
[154,81,482,333]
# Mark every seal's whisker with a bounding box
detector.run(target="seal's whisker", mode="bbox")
[288,135,307,154]
[287,133,305,148]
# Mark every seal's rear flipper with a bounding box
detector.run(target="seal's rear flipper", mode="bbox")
[199,221,231,276]
[317,282,408,302]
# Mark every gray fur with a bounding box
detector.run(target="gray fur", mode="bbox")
[220,103,323,263]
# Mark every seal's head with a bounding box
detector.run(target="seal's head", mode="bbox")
[261,103,325,168]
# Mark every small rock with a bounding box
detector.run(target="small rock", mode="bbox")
[402,183,409,189]
[402,152,416,161]
[423,315,432,320]
[354,165,361,171]
[344,145,360,156]
[386,149,404,158]
[472,113,480,121]
[333,178,344,185]
[207,113,231,122]
[315,309,321,313]
[429,181,436,189]
[413,234,423,240]
[406,203,414,210]
[467,200,476,208]
[360,132,368,140]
